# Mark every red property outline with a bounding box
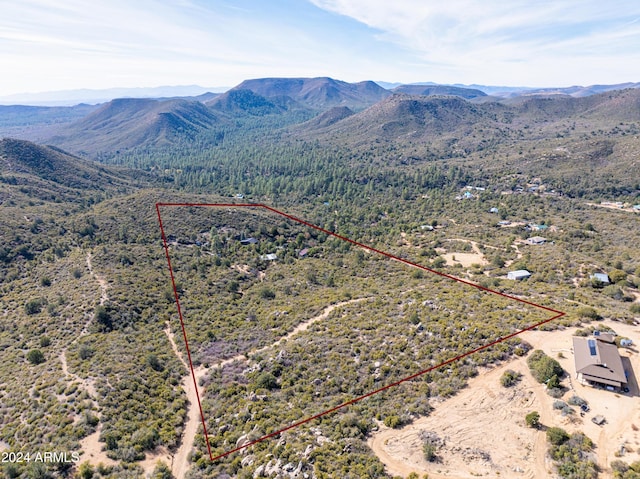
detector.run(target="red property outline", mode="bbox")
[156,202,565,462]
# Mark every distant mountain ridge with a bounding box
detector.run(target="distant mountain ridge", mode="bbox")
[218,77,392,110]
[391,85,487,99]
[46,98,223,155]
[0,85,228,106]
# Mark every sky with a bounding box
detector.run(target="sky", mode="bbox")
[1,0,640,95]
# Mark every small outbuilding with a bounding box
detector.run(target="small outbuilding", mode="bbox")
[590,273,611,285]
[508,270,532,280]
[526,236,547,245]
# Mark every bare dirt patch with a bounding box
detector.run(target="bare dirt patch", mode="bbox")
[368,320,640,478]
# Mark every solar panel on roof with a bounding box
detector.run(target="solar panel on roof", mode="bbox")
[588,339,597,356]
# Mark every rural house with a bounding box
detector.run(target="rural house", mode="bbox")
[573,336,627,390]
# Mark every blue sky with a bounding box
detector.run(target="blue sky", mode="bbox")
[1,0,639,94]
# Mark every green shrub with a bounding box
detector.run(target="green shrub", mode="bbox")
[146,354,164,372]
[525,411,540,428]
[151,461,174,479]
[500,369,522,387]
[259,287,276,300]
[77,462,95,479]
[527,350,564,384]
[576,306,600,320]
[78,345,94,360]
[27,349,45,365]
[25,298,45,315]
[253,372,278,391]
[423,442,437,462]
[546,427,569,446]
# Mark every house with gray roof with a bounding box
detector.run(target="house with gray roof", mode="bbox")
[573,336,627,389]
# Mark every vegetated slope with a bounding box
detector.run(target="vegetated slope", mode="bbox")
[292,105,355,131]
[292,93,499,148]
[0,138,132,194]
[504,88,640,122]
[47,98,224,156]
[392,84,487,99]
[221,76,391,110]
[206,89,297,116]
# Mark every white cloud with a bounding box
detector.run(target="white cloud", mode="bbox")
[309,0,640,85]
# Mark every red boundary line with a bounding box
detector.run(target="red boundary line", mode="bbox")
[156,202,565,462]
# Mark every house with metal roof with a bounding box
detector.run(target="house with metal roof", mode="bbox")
[526,236,547,245]
[590,273,611,285]
[507,269,531,280]
[573,336,627,389]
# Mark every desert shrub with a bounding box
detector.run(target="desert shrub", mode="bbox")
[39,336,51,347]
[547,374,561,389]
[40,276,51,287]
[77,462,95,479]
[547,427,569,446]
[151,461,173,479]
[630,304,640,314]
[609,269,628,284]
[423,442,437,462]
[253,372,278,391]
[259,287,276,299]
[576,306,600,320]
[94,305,112,330]
[525,411,540,428]
[25,298,45,315]
[603,285,625,300]
[553,400,568,410]
[27,349,45,365]
[550,432,597,479]
[527,350,564,383]
[500,369,522,387]
[78,345,94,360]
[568,395,587,407]
[547,387,565,398]
[131,427,159,451]
[146,354,164,372]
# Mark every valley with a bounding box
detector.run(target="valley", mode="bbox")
[0,77,639,479]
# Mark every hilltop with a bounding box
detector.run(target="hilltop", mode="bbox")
[46,98,224,156]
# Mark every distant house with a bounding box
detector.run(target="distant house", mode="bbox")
[240,237,258,245]
[260,253,277,261]
[489,207,499,214]
[526,236,547,245]
[420,225,434,231]
[529,224,549,231]
[508,270,531,280]
[634,205,640,212]
[590,273,611,285]
[573,336,627,389]
[298,248,309,257]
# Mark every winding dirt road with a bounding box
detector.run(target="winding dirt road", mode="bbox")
[166,297,369,478]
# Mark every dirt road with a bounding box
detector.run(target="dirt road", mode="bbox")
[165,297,369,478]
[368,320,640,479]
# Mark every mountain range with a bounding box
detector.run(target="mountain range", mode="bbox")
[1,76,639,160]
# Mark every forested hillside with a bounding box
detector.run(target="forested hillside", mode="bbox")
[1,79,639,479]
